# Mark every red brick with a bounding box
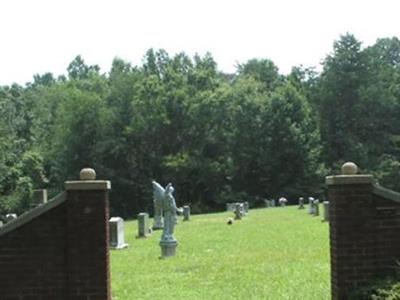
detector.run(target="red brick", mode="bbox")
[0,189,111,299]
[328,181,400,299]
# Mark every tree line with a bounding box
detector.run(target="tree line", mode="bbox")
[1,33,400,217]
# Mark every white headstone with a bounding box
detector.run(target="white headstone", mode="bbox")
[226,203,235,211]
[5,213,17,222]
[323,201,329,222]
[109,217,128,249]
[308,197,314,214]
[279,197,287,207]
[33,189,48,208]
[243,202,249,213]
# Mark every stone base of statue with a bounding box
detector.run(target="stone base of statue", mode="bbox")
[159,240,177,258]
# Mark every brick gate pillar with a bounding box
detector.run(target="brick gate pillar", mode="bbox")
[65,168,111,300]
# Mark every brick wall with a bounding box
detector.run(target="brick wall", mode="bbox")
[327,168,400,300]
[0,174,111,299]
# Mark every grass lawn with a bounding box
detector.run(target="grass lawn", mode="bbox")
[111,206,330,299]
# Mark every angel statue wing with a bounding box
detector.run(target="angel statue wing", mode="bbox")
[152,180,165,202]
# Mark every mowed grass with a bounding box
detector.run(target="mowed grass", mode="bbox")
[111,206,330,300]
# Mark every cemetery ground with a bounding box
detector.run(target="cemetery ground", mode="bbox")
[111,206,330,299]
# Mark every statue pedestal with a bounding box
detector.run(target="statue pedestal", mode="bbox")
[160,240,177,258]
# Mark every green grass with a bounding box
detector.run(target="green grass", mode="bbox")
[111,206,330,299]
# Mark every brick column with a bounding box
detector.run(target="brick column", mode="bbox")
[64,168,111,300]
[326,162,374,300]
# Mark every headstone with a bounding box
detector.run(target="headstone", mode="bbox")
[32,189,48,207]
[240,203,246,217]
[234,203,242,220]
[226,203,235,211]
[264,199,270,208]
[109,217,128,249]
[271,199,276,207]
[0,220,3,227]
[137,212,151,238]
[279,197,287,207]
[308,197,315,214]
[313,200,320,216]
[298,197,304,209]
[243,202,249,214]
[5,213,17,222]
[183,205,190,221]
[323,201,329,222]
[153,215,164,230]
[152,191,164,230]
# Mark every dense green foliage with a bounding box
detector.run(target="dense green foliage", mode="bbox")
[111,207,330,299]
[1,34,400,217]
[351,276,400,299]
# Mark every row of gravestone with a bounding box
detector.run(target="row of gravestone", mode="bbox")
[226,202,249,220]
[264,198,288,207]
[108,205,191,250]
[298,197,329,222]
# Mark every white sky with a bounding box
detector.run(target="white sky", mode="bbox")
[0,0,399,85]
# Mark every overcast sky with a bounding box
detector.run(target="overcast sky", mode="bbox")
[0,0,399,85]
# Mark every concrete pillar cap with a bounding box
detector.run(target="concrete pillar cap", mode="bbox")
[80,168,96,180]
[341,162,358,175]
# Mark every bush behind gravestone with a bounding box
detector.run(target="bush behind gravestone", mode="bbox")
[350,276,400,300]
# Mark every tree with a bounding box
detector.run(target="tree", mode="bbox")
[237,58,282,91]
[67,55,100,80]
[318,34,368,167]
[265,83,325,197]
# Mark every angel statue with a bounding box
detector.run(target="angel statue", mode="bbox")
[152,181,183,242]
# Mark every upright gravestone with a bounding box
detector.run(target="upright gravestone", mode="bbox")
[308,197,315,214]
[313,200,320,216]
[183,205,190,221]
[271,199,276,207]
[0,220,3,227]
[279,197,287,207]
[5,213,17,222]
[243,202,249,214]
[323,201,329,222]
[240,203,246,217]
[264,200,270,208]
[298,197,304,209]
[234,203,242,220]
[227,203,236,211]
[152,194,164,230]
[32,189,48,207]
[137,213,151,238]
[109,217,128,249]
